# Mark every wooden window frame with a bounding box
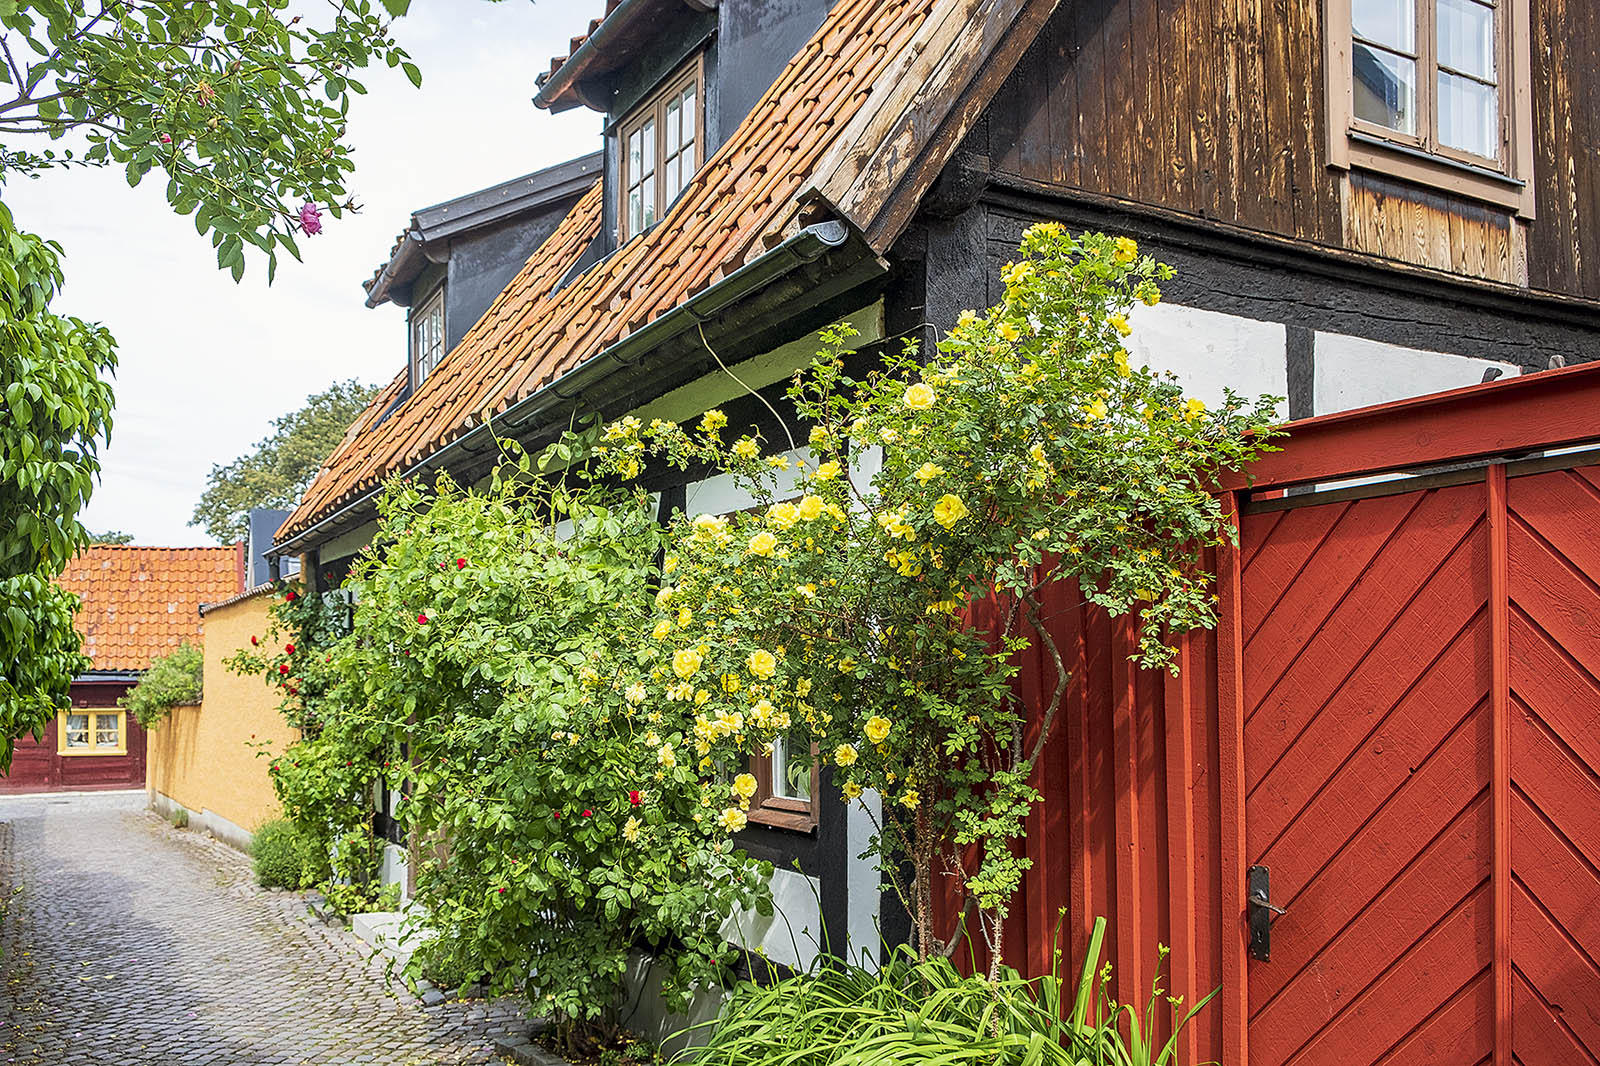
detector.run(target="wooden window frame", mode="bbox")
[1326,0,1535,217]
[748,738,819,833]
[616,56,704,243]
[58,709,127,756]
[410,285,445,390]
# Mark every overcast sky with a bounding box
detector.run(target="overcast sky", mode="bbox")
[5,2,602,546]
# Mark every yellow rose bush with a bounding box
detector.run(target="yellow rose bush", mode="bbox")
[599,226,1280,969]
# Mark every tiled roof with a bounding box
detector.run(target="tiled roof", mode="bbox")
[537,3,619,89]
[280,0,1057,544]
[56,545,245,672]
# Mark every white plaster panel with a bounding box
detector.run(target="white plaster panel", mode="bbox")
[1126,302,1288,417]
[1312,332,1520,415]
[845,789,883,971]
[720,866,824,972]
[682,449,807,517]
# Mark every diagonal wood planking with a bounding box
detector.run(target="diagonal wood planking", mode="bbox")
[1507,465,1600,1066]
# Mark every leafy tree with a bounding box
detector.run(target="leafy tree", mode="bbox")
[191,378,379,544]
[87,529,132,544]
[0,201,112,770]
[0,0,422,280]
[0,0,427,765]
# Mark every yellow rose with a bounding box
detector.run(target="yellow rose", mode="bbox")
[657,743,676,767]
[767,501,798,529]
[1184,397,1207,421]
[864,716,892,744]
[663,554,679,574]
[677,606,693,627]
[933,494,969,529]
[998,320,1022,342]
[747,648,777,679]
[808,425,830,447]
[899,789,920,810]
[699,409,728,435]
[1113,350,1132,377]
[902,382,937,410]
[1108,313,1132,337]
[652,620,672,641]
[733,437,760,459]
[842,781,864,800]
[732,773,758,801]
[796,495,824,522]
[655,586,673,607]
[672,648,703,680]
[834,743,859,767]
[623,816,641,843]
[813,460,841,481]
[717,807,748,833]
[625,682,647,705]
[914,462,943,484]
[1113,236,1138,263]
[1084,399,1108,421]
[748,531,778,557]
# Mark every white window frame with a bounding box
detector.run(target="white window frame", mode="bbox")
[1326,0,1534,217]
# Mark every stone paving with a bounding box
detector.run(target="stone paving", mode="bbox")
[0,791,530,1065]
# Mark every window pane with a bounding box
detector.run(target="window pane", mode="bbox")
[1437,0,1495,81]
[1438,69,1499,157]
[665,153,681,204]
[1353,43,1417,134]
[628,128,643,177]
[640,118,656,178]
[628,187,643,236]
[682,87,697,162]
[94,714,119,749]
[771,735,809,801]
[665,98,681,155]
[1352,0,1415,53]
[642,173,656,229]
[65,713,89,748]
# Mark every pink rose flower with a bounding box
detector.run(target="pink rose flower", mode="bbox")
[298,201,323,236]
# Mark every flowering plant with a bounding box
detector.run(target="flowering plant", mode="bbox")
[598,225,1281,967]
[322,456,772,1043]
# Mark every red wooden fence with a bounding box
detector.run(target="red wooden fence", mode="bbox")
[958,361,1600,1066]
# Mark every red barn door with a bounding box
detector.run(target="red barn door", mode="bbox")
[1238,460,1600,1066]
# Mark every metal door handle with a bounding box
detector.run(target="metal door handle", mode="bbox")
[1248,865,1286,961]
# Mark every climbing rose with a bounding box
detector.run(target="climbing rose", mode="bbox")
[158,132,172,144]
[629,790,642,806]
[284,591,296,602]
[250,635,259,646]
[284,644,295,655]
[278,664,290,675]
[456,558,466,569]
[298,201,323,235]
[582,809,593,818]
[417,613,428,625]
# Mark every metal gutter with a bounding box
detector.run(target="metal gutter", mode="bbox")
[535,0,716,113]
[272,220,868,559]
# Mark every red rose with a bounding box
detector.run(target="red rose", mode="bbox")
[285,591,296,602]
[553,811,562,820]
[456,558,467,569]
[497,887,505,894]
[284,644,295,655]
[251,635,259,646]
[582,809,593,818]
[629,791,642,806]
[417,613,428,625]
[279,664,290,675]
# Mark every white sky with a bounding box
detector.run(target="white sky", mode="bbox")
[5,1,602,546]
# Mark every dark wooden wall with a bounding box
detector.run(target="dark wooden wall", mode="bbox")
[0,681,147,795]
[974,0,1600,299]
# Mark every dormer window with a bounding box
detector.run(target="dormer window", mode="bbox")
[411,287,444,388]
[619,58,703,242]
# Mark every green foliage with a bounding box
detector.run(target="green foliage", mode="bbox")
[0,1,421,279]
[251,816,327,890]
[685,917,1215,1066]
[191,379,380,543]
[167,805,188,828]
[0,201,116,581]
[119,639,202,727]
[321,878,399,918]
[330,463,773,1036]
[87,529,133,544]
[0,571,88,770]
[600,226,1283,962]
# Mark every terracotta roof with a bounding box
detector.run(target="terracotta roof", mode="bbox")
[537,4,618,89]
[280,0,1058,545]
[56,545,245,672]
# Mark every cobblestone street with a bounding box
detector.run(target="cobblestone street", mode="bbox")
[0,792,529,1065]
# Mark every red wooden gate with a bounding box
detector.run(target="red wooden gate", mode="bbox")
[974,361,1600,1066]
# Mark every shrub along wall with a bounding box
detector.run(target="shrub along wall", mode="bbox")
[146,588,297,849]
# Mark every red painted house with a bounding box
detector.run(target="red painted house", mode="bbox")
[2,544,245,795]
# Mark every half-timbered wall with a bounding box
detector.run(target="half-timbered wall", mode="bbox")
[977,0,1600,298]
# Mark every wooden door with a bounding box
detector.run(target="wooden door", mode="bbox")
[1237,461,1600,1066]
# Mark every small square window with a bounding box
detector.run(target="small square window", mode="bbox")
[59,710,125,756]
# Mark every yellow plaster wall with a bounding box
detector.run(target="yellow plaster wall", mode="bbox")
[146,591,297,836]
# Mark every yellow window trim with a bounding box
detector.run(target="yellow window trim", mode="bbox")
[57,709,128,757]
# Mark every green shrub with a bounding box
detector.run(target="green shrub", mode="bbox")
[412,933,485,996]
[683,917,1215,1066]
[167,807,188,829]
[120,641,203,727]
[252,818,327,889]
